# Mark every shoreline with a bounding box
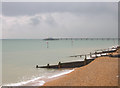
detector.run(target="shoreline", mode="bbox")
[3,69,75,86]
[2,45,119,86]
[43,49,119,86]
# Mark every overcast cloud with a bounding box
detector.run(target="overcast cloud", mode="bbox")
[2,2,118,39]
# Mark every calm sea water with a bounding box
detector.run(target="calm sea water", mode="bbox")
[2,39,118,86]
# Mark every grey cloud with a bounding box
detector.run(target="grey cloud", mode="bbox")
[2,2,118,39]
[2,12,118,39]
[45,15,56,26]
[30,17,40,25]
[0,2,2,14]
[2,2,117,16]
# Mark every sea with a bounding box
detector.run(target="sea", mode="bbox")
[1,39,118,86]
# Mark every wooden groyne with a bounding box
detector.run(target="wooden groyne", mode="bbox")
[36,45,120,69]
[36,57,94,69]
[70,46,119,58]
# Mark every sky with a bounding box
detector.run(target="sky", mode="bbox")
[2,2,118,39]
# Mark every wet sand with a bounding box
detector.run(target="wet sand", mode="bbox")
[44,52,119,86]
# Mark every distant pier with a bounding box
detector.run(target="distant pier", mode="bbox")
[43,38,120,41]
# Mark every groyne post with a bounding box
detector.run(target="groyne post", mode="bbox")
[84,55,87,65]
[95,51,97,58]
[36,65,38,68]
[58,62,61,68]
[80,55,82,57]
[47,64,50,68]
[90,52,92,58]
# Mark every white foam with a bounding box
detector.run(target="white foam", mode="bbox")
[38,81,45,86]
[101,53,107,56]
[96,54,101,57]
[96,51,102,53]
[4,76,45,86]
[48,69,74,79]
[4,69,74,86]
[87,56,93,59]
[31,81,45,86]
[109,45,119,49]
[92,54,96,57]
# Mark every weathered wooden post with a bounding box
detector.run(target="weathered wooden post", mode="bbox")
[109,53,112,57]
[36,65,38,68]
[95,51,97,58]
[90,52,92,58]
[47,64,50,68]
[80,55,82,58]
[84,55,87,65]
[58,62,61,68]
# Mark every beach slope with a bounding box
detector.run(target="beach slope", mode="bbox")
[44,55,118,86]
